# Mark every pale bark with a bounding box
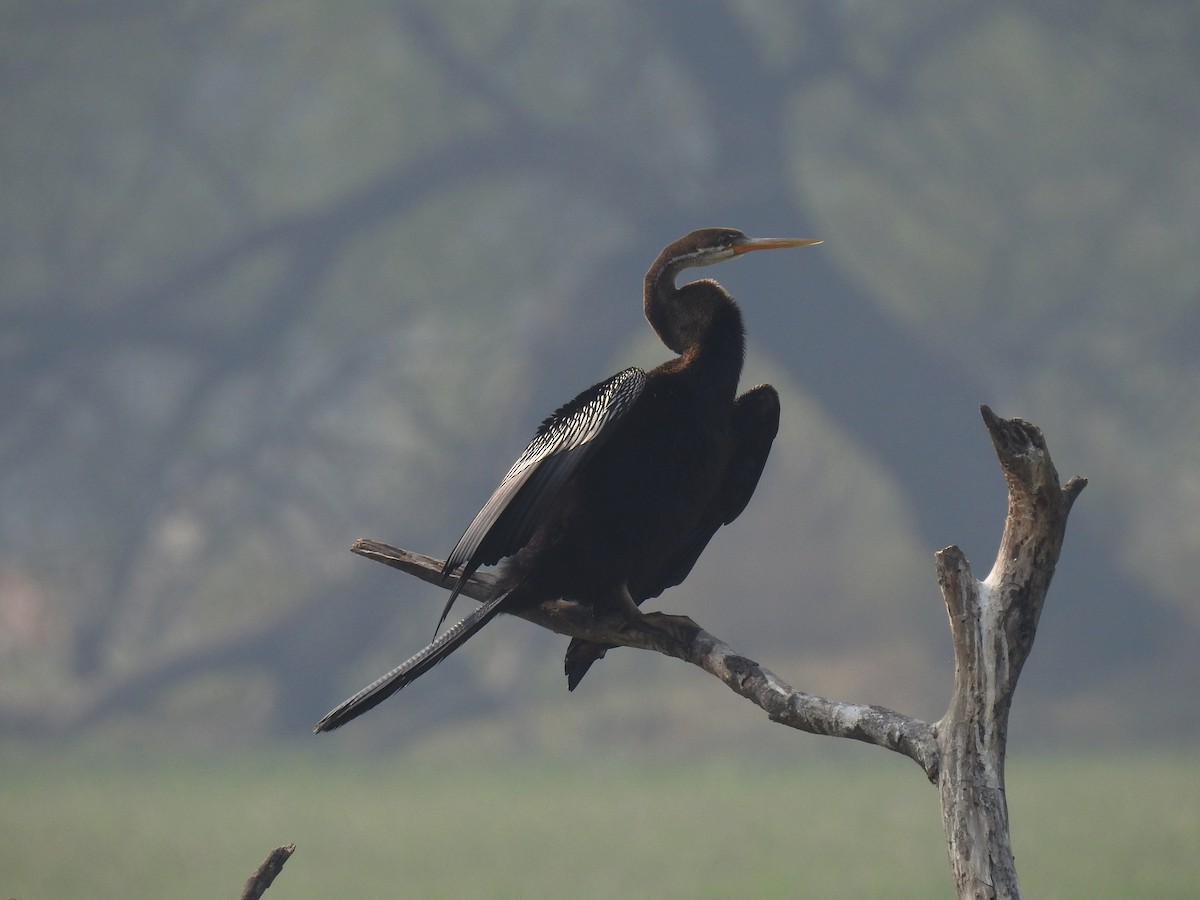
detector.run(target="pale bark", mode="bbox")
[350,406,1084,899]
[931,409,1086,898]
[240,844,294,900]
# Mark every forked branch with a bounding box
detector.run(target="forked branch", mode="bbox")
[932,408,1085,899]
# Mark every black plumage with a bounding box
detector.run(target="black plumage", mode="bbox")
[314,227,819,733]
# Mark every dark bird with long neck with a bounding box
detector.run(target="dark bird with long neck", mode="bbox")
[314,227,819,732]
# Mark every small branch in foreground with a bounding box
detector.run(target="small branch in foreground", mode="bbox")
[240,844,295,900]
[350,538,940,779]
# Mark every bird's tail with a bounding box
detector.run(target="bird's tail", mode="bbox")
[564,637,614,691]
[313,591,510,733]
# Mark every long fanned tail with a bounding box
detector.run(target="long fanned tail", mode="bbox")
[313,591,510,733]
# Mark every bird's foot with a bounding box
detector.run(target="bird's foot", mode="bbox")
[640,611,701,645]
[613,584,642,621]
[605,586,698,646]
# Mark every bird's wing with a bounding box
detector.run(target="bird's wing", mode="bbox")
[646,383,780,594]
[435,366,647,631]
[564,383,779,691]
[715,384,782,525]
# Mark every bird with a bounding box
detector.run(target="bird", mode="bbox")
[314,227,820,732]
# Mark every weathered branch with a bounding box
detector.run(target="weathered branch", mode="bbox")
[240,844,295,900]
[932,407,1085,899]
[350,405,1083,900]
[351,540,940,778]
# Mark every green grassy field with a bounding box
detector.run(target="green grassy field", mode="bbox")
[1,745,1195,898]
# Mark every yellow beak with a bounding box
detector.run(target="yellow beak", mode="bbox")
[732,236,823,255]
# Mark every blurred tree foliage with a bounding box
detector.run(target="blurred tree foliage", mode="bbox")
[1,0,1196,744]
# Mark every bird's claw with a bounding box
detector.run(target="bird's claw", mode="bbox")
[640,611,701,645]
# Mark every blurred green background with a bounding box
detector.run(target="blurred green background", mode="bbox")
[2,1,1198,896]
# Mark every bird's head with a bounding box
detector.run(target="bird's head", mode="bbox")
[644,227,822,356]
[663,227,822,272]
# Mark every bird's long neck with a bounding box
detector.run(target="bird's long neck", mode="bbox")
[644,260,745,397]
[644,254,695,355]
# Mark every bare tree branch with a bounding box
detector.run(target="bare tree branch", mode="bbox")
[240,844,295,900]
[932,408,1086,899]
[352,538,940,776]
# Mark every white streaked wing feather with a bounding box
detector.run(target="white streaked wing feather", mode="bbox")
[436,367,646,620]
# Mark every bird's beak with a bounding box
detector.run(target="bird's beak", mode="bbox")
[732,236,823,255]
[729,237,825,255]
